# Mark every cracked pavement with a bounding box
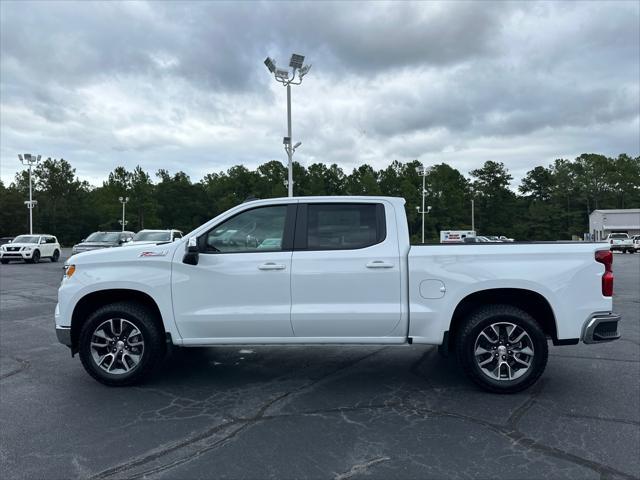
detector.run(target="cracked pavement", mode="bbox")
[1,250,638,479]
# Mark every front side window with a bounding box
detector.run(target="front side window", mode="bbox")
[204,206,287,253]
[306,203,383,250]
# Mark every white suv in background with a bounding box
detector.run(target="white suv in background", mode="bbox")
[0,234,61,264]
[632,235,640,253]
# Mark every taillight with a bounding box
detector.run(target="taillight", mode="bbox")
[595,250,613,296]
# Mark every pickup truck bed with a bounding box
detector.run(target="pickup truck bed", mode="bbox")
[55,196,621,393]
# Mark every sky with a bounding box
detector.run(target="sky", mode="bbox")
[1,0,639,187]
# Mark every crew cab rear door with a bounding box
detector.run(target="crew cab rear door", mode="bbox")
[290,201,402,338]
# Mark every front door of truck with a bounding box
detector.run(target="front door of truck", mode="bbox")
[172,204,296,341]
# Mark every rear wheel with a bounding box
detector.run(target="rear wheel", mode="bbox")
[78,302,165,386]
[456,304,548,394]
[51,250,60,262]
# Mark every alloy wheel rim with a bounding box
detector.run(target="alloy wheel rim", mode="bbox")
[90,318,145,375]
[473,322,534,381]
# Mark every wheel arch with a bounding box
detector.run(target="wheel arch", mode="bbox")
[70,289,166,354]
[447,288,559,352]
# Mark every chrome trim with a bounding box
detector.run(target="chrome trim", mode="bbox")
[56,326,72,347]
[582,312,621,344]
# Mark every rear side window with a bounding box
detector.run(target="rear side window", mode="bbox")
[303,203,385,250]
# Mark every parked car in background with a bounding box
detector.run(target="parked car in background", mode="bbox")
[125,229,183,246]
[0,236,14,246]
[499,236,514,242]
[56,196,620,392]
[72,231,134,255]
[632,235,640,252]
[606,233,634,253]
[486,236,502,242]
[464,236,490,243]
[0,234,60,263]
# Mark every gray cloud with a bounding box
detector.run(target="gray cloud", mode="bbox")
[1,0,638,187]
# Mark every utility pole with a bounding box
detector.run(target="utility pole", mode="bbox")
[18,154,41,234]
[264,54,311,197]
[119,196,129,232]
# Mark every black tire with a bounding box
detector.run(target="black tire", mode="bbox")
[455,304,548,394]
[78,302,165,386]
[27,250,40,263]
[51,250,60,262]
[0,259,8,264]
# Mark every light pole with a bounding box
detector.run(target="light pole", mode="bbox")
[416,165,429,243]
[18,153,41,234]
[119,196,129,232]
[264,53,311,197]
[471,199,475,233]
[415,205,432,243]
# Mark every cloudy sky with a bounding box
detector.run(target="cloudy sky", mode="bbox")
[1,0,638,187]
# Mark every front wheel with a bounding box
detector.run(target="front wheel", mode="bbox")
[78,302,165,386]
[456,305,548,394]
[27,250,41,263]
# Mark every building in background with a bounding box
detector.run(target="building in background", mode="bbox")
[589,209,640,241]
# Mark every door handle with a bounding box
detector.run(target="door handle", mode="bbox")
[258,262,286,271]
[366,260,394,269]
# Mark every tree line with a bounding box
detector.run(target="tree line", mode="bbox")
[0,153,638,245]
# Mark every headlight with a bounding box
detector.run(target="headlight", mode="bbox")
[23,246,32,251]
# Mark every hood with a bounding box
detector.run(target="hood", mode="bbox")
[68,240,181,265]
[75,241,117,247]
[2,242,37,248]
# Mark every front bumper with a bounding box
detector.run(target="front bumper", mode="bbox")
[56,326,72,347]
[582,312,621,344]
[0,250,33,260]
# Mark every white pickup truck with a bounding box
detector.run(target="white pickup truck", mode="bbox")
[55,197,621,393]
[606,233,635,253]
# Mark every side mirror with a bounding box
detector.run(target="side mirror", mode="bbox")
[40,239,46,244]
[81,238,86,242]
[183,237,200,265]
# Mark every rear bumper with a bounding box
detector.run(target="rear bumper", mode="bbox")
[582,312,621,344]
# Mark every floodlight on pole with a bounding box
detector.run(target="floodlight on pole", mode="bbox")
[263,52,311,197]
[264,57,276,73]
[19,153,41,234]
[119,196,129,232]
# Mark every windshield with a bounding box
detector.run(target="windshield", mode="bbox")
[609,233,629,239]
[13,235,39,244]
[133,231,171,242]
[85,232,121,242]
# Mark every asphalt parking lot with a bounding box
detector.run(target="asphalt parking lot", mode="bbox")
[1,249,638,480]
